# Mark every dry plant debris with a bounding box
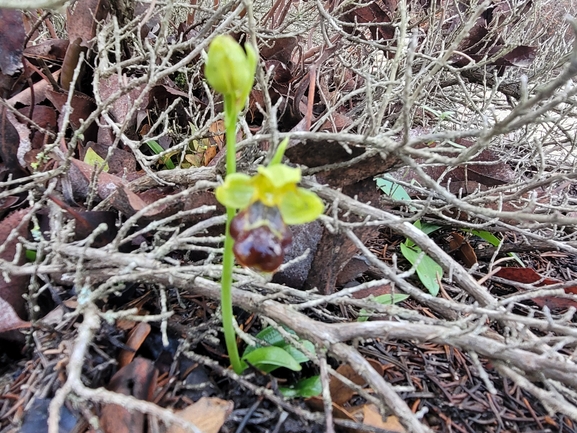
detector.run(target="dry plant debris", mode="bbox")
[1,0,577,432]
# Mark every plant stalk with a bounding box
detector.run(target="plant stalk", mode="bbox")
[221,95,243,373]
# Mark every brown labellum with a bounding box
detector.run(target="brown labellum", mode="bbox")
[230,201,292,273]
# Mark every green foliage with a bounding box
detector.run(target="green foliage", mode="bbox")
[242,326,314,373]
[279,375,322,398]
[145,140,175,170]
[239,326,321,398]
[376,180,444,296]
[468,229,525,266]
[357,293,410,321]
[242,346,302,373]
[84,147,109,172]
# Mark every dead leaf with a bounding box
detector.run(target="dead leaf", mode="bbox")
[306,396,357,422]
[259,36,298,64]
[0,208,31,319]
[329,360,384,405]
[495,267,577,309]
[118,322,151,368]
[98,74,147,129]
[45,88,97,134]
[100,357,158,433]
[0,9,25,76]
[167,397,233,433]
[69,158,166,217]
[48,195,118,247]
[362,405,406,433]
[448,232,477,268]
[0,297,30,333]
[60,38,86,90]
[67,0,111,49]
[23,39,70,62]
[0,107,28,178]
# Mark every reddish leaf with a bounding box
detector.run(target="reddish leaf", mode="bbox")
[67,0,111,49]
[18,105,58,152]
[48,195,117,247]
[45,88,97,134]
[98,74,147,129]
[100,357,158,433]
[259,36,298,64]
[0,208,31,319]
[494,46,538,67]
[0,107,25,176]
[23,39,70,62]
[342,0,396,41]
[495,267,577,309]
[0,9,25,76]
[60,38,86,90]
[70,158,165,217]
[448,232,477,268]
[118,322,151,368]
[0,297,30,333]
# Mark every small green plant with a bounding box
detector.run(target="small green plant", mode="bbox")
[241,326,321,398]
[466,229,525,266]
[357,293,410,321]
[205,35,324,374]
[376,178,443,295]
[144,140,176,170]
[400,221,443,296]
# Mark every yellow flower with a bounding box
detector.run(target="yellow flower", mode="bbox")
[216,164,324,225]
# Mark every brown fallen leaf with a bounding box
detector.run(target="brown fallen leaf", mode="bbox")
[166,397,233,433]
[0,208,31,319]
[495,267,577,309]
[448,232,477,268]
[0,297,30,333]
[118,322,151,368]
[100,357,158,433]
[362,405,406,433]
[67,0,111,49]
[329,360,385,405]
[69,158,166,217]
[0,9,25,77]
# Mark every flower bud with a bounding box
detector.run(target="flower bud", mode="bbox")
[204,35,257,111]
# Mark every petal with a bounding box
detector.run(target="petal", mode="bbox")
[278,187,324,225]
[257,164,301,189]
[216,173,255,209]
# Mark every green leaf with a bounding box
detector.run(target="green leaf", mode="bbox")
[243,327,287,358]
[242,346,302,373]
[418,221,442,236]
[145,140,175,169]
[279,375,322,398]
[400,243,442,296]
[243,327,314,365]
[469,229,525,267]
[258,164,301,189]
[281,340,314,364]
[376,178,412,202]
[357,293,410,322]
[216,173,255,209]
[269,137,289,166]
[279,187,324,225]
[25,249,36,261]
[84,147,109,172]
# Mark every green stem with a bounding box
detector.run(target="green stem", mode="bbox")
[221,95,243,373]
